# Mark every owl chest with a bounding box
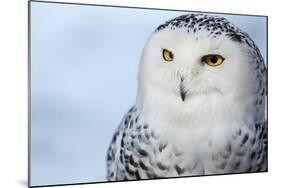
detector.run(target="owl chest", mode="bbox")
[122,123,219,177]
[117,108,266,180]
[123,122,264,178]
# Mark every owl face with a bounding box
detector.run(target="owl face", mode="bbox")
[138,16,259,107]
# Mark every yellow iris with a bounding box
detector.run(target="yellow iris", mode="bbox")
[162,49,174,62]
[202,54,224,67]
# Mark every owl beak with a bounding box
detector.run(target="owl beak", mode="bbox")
[180,77,187,102]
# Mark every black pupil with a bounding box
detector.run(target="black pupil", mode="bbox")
[170,52,174,59]
[210,56,218,64]
[169,51,174,59]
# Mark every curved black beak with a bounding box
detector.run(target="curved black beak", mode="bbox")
[180,77,187,102]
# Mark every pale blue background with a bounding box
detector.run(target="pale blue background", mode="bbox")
[30,1,267,186]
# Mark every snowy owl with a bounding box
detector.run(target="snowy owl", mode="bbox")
[106,14,267,180]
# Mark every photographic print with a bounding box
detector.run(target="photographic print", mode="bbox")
[29,1,267,187]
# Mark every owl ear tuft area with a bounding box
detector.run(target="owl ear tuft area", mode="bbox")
[227,33,244,43]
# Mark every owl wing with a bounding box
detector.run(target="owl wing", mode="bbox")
[107,106,167,180]
[209,120,267,174]
[106,106,144,180]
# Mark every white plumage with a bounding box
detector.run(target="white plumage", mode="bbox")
[106,14,267,180]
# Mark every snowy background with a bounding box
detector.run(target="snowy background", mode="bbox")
[30,1,267,186]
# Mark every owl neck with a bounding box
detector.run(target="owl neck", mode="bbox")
[136,84,257,129]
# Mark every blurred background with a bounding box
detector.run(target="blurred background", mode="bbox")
[30,1,267,186]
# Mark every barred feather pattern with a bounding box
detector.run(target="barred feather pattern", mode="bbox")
[106,107,267,180]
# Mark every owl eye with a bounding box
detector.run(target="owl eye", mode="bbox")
[202,54,224,67]
[162,49,174,62]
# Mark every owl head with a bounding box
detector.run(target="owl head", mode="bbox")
[137,14,266,124]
